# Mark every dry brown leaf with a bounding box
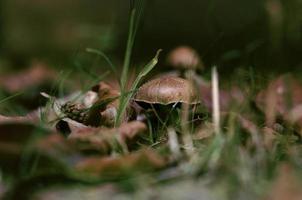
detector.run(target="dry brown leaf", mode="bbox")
[0,62,56,93]
[75,149,166,176]
[193,122,214,140]
[32,184,118,200]
[256,74,302,129]
[92,81,119,101]
[35,133,76,157]
[0,62,61,110]
[67,121,147,153]
[262,127,277,149]
[77,81,120,127]
[199,82,244,111]
[0,113,47,144]
[0,112,43,151]
[119,121,147,141]
[264,163,302,200]
[0,114,51,172]
[67,126,111,153]
[0,110,39,124]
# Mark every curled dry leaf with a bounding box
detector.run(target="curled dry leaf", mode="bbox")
[92,81,120,100]
[59,81,137,127]
[75,149,166,176]
[83,91,98,108]
[59,88,119,127]
[99,106,117,127]
[90,81,120,127]
[56,118,91,137]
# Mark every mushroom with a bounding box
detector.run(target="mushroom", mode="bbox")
[167,46,202,71]
[134,76,200,106]
[165,46,207,91]
[134,76,201,141]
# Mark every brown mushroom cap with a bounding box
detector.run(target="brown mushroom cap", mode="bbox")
[134,76,200,105]
[167,46,202,70]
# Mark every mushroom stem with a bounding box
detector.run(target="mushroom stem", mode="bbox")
[181,102,194,155]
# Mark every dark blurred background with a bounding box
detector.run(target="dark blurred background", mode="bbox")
[0,0,302,75]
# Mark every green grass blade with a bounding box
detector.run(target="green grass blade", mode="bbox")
[115,49,161,126]
[120,9,137,90]
[131,49,162,90]
[0,92,23,104]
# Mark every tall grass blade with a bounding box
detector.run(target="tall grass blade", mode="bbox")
[120,0,145,90]
[120,9,136,90]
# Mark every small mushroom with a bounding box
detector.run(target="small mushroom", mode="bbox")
[167,46,203,71]
[165,46,206,90]
[134,76,200,105]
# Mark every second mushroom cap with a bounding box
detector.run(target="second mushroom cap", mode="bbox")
[167,46,202,70]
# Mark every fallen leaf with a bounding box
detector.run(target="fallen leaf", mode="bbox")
[256,74,302,130]
[0,62,62,110]
[119,121,147,141]
[67,121,147,153]
[91,81,119,101]
[75,149,166,176]
[0,113,47,143]
[0,114,51,174]
[264,163,302,200]
[35,133,76,157]
[0,62,56,93]
[199,81,244,111]
[193,122,214,140]
[32,184,118,200]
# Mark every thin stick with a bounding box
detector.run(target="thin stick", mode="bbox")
[212,66,221,135]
